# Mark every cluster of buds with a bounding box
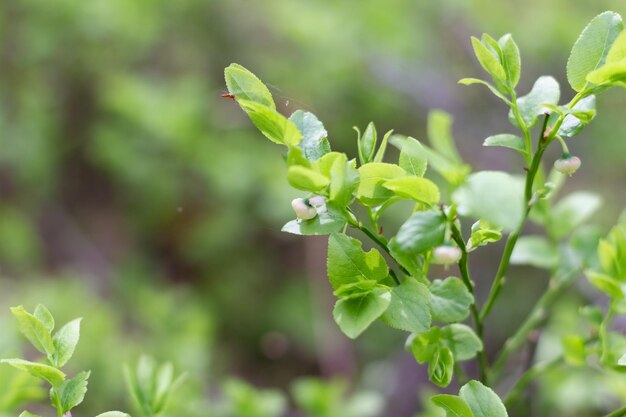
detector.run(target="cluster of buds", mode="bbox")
[554,154,581,176]
[291,196,326,220]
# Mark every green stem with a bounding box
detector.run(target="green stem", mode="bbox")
[503,355,563,406]
[480,114,551,321]
[509,91,533,164]
[450,224,488,383]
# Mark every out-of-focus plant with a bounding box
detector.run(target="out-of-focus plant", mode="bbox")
[0,305,129,417]
[224,10,626,416]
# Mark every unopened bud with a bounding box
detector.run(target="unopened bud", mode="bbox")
[432,245,462,265]
[308,195,326,208]
[554,154,581,176]
[291,198,317,220]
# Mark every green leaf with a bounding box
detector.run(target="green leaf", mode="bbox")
[282,204,346,236]
[567,11,624,92]
[509,76,560,128]
[409,327,441,363]
[562,335,587,366]
[333,288,391,339]
[389,135,428,177]
[327,233,388,290]
[483,134,526,155]
[382,279,431,333]
[607,30,626,63]
[587,62,626,85]
[471,36,506,81]
[0,359,65,386]
[551,192,602,239]
[452,171,525,232]
[10,306,55,359]
[498,34,521,88]
[428,347,454,387]
[33,305,54,333]
[95,412,131,417]
[287,165,330,192]
[373,129,393,163]
[50,371,90,413]
[458,78,509,102]
[383,177,440,207]
[430,278,474,323]
[224,63,275,109]
[459,380,508,417]
[427,110,462,163]
[432,395,474,417]
[356,163,406,206]
[358,122,377,165]
[52,319,82,368]
[238,99,302,146]
[441,324,483,361]
[557,96,597,137]
[587,271,624,299]
[389,211,446,255]
[317,152,359,207]
[289,110,330,161]
[467,220,502,251]
[510,236,559,269]
[388,244,426,282]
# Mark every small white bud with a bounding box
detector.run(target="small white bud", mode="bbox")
[308,195,326,208]
[291,198,317,220]
[554,155,581,176]
[432,245,462,265]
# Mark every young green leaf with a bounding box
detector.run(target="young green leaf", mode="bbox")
[483,134,526,155]
[333,288,391,339]
[389,135,428,177]
[557,95,597,137]
[498,34,521,88]
[586,62,626,85]
[52,318,82,368]
[9,306,56,360]
[510,236,559,269]
[382,279,432,333]
[458,78,510,102]
[327,233,388,290]
[607,30,626,63]
[431,394,474,417]
[289,110,331,161]
[33,305,54,334]
[287,165,330,192]
[452,171,524,232]
[508,76,560,128]
[389,211,446,255]
[317,152,359,207]
[224,63,275,109]
[373,129,394,163]
[441,324,483,361]
[567,11,624,92]
[238,99,302,146]
[356,163,406,206]
[19,412,42,417]
[50,371,90,414]
[0,359,65,386]
[383,176,440,207]
[428,347,454,387]
[467,220,502,251]
[430,278,474,323]
[358,122,377,165]
[459,381,508,417]
[471,36,506,81]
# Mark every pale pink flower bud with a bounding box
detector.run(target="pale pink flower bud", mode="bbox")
[308,195,326,208]
[291,198,317,220]
[554,155,581,176]
[432,245,462,265]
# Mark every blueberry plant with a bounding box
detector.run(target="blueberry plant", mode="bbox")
[224,11,626,416]
[0,305,130,417]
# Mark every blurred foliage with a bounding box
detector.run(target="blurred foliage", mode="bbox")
[1,0,626,416]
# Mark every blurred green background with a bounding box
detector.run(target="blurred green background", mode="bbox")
[1,1,626,416]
